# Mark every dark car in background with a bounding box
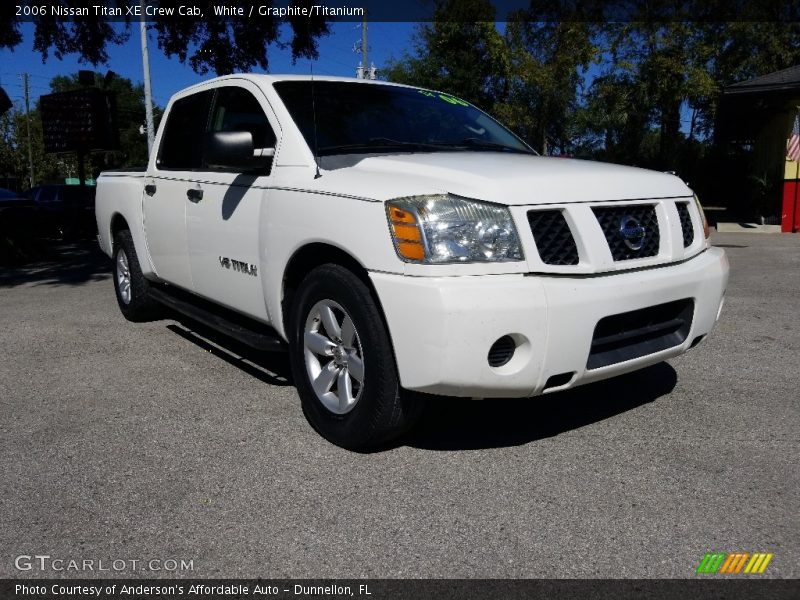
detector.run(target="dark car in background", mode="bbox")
[0,187,27,203]
[25,185,97,239]
[0,187,40,264]
[0,187,36,231]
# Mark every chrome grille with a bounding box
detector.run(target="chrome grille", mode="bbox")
[527,209,579,265]
[675,201,694,247]
[592,205,660,261]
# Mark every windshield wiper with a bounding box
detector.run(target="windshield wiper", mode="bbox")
[318,137,535,156]
[428,137,535,154]
[317,138,449,155]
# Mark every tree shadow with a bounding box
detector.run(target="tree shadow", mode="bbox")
[0,239,111,288]
[404,362,677,451]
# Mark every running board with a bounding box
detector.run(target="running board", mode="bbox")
[149,286,286,352]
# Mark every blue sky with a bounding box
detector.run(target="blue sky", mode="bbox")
[0,21,418,109]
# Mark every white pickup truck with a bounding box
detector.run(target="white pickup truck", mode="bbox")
[96,74,728,449]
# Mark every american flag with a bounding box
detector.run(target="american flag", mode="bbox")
[787,113,800,162]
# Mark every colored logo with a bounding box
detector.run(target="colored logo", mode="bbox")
[417,89,471,107]
[619,215,646,251]
[696,552,773,574]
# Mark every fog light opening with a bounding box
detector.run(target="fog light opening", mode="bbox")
[487,335,516,367]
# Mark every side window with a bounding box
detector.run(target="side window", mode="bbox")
[208,86,276,172]
[157,91,213,170]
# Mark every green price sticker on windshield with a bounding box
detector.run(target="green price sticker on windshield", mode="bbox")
[418,89,470,107]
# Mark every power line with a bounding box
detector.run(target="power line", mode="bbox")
[0,71,51,80]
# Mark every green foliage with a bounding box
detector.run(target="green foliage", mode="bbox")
[0,106,66,189]
[386,7,599,156]
[497,18,598,155]
[384,7,800,189]
[383,0,507,112]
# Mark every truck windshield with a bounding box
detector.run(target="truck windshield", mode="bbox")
[273,81,534,156]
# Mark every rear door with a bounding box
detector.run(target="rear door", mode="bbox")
[143,90,213,290]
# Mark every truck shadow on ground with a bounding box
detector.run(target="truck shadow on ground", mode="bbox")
[0,239,110,288]
[165,319,677,451]
[403,362,677,451]
[166,320,293,388]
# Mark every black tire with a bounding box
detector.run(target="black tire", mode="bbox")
[288,264,421,450]
[112,229,161,322]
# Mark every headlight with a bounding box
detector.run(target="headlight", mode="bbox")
[693,193,710,239]
[386,194,523,263]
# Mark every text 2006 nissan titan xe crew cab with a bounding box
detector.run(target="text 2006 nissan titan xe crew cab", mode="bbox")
[96,75,729,449]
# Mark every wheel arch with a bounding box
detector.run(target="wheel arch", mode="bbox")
[281,242,383,337]
[108,210,157,279]
[110,212,130,244]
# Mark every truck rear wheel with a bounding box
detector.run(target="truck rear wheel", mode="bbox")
[112,230,160,322]
[288,264,420,450]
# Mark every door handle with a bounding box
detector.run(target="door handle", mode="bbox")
[186,188,203,202]
[144,184,157,196]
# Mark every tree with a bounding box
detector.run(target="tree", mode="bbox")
[688,20,800,137]
[383,0,508,112]
[0,1,330,75]
[590,20,694,169]
[383,0,598,154]
[0,107,66,189]
[497,14,598,155]
[579,69,652,164]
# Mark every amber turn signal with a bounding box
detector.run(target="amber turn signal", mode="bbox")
[387,205,426,261]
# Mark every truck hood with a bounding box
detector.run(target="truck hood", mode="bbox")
[312,152,692,205]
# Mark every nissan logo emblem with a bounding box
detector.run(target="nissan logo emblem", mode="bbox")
[619,215,646,251]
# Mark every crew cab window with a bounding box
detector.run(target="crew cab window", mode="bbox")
[157,91,213,170]
[208,86,276,172]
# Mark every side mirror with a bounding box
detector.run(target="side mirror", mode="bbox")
[204,131,274,171]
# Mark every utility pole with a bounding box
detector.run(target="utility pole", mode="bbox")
[361,16,368,79]
[355,16,377,80]
[140,0,155,156]
[21,73,34,188]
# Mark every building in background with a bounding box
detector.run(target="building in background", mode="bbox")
[716,65,800,232]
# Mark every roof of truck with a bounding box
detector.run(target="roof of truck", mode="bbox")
[176,73,417,95]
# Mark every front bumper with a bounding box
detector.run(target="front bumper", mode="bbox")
[370,247,729,397]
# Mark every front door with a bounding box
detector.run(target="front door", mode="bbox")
[185,83,279,321]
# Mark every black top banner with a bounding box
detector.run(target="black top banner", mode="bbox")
[4,0,800,22]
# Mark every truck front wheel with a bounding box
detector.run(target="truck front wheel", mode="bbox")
[288,264,420,450]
